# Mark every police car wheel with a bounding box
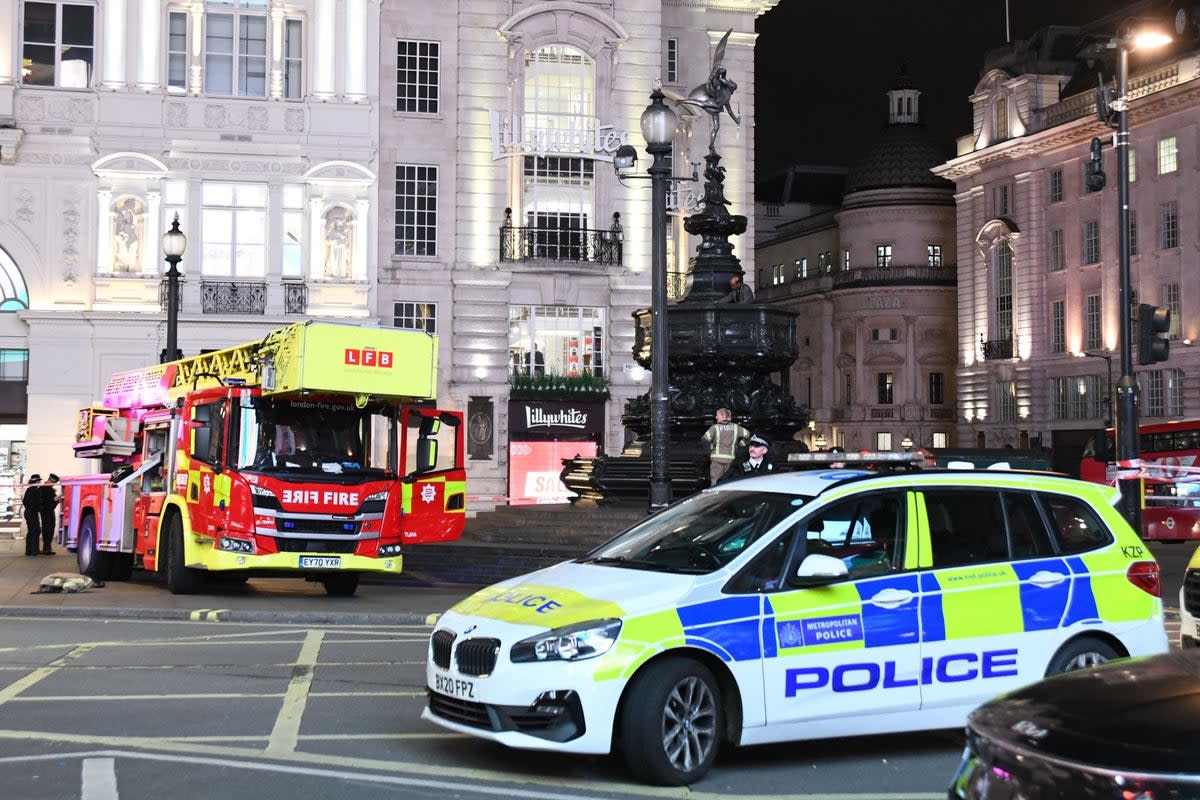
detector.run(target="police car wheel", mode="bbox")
[620,658,722,786]
[1045,637,1121,676]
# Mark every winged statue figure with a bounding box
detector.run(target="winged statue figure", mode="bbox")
[680,29,740,153]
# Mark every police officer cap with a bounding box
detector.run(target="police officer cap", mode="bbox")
[28,474,41,483]
[747,434,769,447]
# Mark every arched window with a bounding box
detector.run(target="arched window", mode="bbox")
[521,45,596,260]
[994,98,1009,141]
[0,248,30,311]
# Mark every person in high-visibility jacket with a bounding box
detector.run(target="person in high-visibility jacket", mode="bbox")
[702,408,749,486]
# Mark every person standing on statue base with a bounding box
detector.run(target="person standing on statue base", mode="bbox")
[719,434,777,483]
[717,274,754,303]
[702,408,749,486]
[22,474,42,557]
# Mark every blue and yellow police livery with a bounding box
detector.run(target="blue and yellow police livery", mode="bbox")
[423,467,1168,786]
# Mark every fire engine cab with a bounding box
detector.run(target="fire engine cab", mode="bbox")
[60,321,465,596]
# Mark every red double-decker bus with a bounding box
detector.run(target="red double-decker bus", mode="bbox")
[1080,419,1200,541]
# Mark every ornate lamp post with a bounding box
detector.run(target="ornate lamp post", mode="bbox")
[641,89,676,510]
[161,213,187,363]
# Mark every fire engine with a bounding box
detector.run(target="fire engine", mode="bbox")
[59,321,466,596]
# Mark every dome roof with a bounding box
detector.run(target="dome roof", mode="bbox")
[844,123,954,194]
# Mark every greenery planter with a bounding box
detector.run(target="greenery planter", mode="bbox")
[509,370,610,402]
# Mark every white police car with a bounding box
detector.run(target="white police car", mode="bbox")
[423,460,1168,785]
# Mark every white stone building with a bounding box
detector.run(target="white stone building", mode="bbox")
[0,0,776,505]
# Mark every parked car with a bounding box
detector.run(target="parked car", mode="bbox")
[421,465,1168,785]
[950,648,1200,798]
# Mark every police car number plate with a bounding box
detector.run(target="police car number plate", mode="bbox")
[298,556,341,569]
[433,672,476,699]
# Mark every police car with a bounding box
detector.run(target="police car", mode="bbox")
[1182,545,1200,648]
[423,458,1168,785]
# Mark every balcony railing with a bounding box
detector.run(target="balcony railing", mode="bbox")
[201,281,266,314]
[284,283,307,314]
[499,225,623,265]
[980,336,1014,360]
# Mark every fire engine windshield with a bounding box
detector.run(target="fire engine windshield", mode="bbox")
[233,396,393,476]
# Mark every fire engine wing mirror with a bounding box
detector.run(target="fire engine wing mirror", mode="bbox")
[787,553,849,588]
[191,427,212,463]
[109,464,135,484]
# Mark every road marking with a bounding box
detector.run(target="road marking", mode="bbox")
[266,629,323,756]
[0,745,952,800]
[188,609,228,621]
[81,757,119,800]
[7,693,285,702]
[425,613,441,625]
[0,645,93,708]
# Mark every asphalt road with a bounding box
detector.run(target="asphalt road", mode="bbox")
[0,617,962,800]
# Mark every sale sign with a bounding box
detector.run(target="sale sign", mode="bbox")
[508,440,598,505]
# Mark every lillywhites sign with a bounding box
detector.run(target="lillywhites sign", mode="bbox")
[490,110,630,162]
[526,407,588,429]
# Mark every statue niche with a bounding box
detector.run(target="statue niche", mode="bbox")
[111,196,145,273]
[322,205,355,279]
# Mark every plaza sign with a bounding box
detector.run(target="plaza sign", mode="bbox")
[489,111,630,162]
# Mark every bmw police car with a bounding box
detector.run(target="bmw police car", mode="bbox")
[1182,544,1199,648]
[423,460,1168,785]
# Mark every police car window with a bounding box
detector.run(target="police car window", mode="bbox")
[1003,491,1055,560]
[1040,493,1113,555]
[580,490,806,574]
[797,492,906,579]
[924,490,1008,568]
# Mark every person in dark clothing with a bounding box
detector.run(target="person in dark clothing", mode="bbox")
[718,434,777,483]
[38,474,60,555]
[22,474,42,557]
[717,274,754,304]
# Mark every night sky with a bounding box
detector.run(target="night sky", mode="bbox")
[753,0,1142,180]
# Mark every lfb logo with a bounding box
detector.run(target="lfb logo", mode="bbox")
[344,348,393,368]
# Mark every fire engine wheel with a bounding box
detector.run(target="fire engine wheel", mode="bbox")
[76,513,114,581]
[164,516,204,595]
[322,573,359,597]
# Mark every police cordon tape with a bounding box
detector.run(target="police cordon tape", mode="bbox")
[1111,460,1200,482]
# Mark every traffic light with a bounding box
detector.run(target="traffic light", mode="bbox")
[1086,137,1107,192]
[1137,303,1171,365]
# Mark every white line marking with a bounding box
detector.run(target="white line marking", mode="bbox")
[81,756,119,800]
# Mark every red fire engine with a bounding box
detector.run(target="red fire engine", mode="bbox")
[60,321,465,595]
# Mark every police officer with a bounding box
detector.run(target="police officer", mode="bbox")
[21,474,41,557]
[719,434,777,483]
[38,473,60,555]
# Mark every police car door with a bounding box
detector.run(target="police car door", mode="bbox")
[915,487,1065,714]
[759,490,921,727]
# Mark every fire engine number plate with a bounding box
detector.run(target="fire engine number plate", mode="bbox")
[298,556,341,569]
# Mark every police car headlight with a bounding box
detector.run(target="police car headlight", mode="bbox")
[510,619,622,663]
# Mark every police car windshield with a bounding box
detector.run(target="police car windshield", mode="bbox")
[579,491,807,574]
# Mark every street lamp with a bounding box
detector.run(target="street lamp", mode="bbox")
[1079,350,1114,425]
[814,433,827,450]
[161,213,187,363]
[1084,21,1171,528]
[641,88,676,511]
[900,435,914,451]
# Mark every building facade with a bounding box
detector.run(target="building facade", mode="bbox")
[0,0,777,504]
[756,78,959,454]
[936,7,1200,471]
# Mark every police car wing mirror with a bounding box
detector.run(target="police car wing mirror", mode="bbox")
[788,553,849,588]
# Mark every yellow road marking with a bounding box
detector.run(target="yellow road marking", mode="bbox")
[0,645,94,708]
[265,629,323,756]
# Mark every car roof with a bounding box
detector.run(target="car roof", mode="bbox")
[707,467,1115,504]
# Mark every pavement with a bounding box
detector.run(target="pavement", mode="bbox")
[0,536,479,626]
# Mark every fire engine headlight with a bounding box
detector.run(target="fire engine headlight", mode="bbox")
[250,485,275,497]
[218,536,254,553]
[510,619,621,663]
[378,543,402,557]
[364,490,388,502]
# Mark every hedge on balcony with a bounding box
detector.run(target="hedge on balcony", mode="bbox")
[509,370,610,401]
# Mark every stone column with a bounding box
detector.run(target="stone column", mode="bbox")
[96,189,113,274]
[343,0,367,102]
[311,0,336,100]
[136,0,161,90]
[100,0,126,89]
[269,4,285,99]
[188,2,204,95]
